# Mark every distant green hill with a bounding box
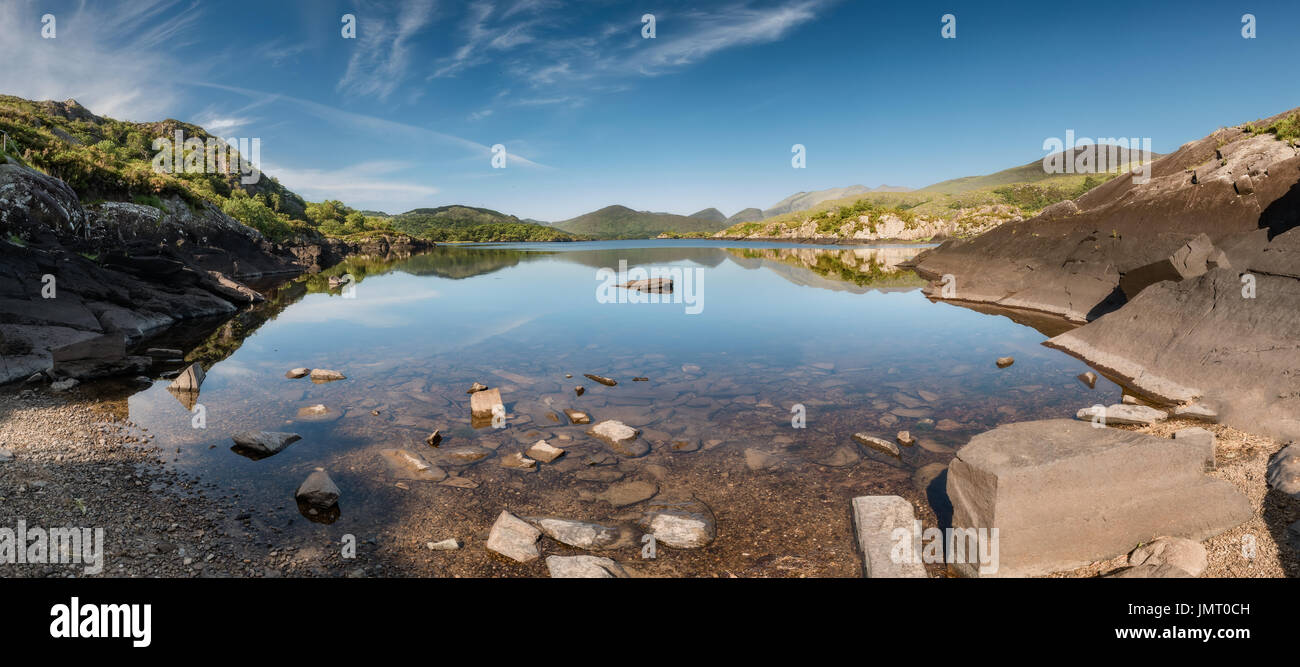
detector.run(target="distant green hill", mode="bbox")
[555,204,731,239]
[689,207,727,222]
[389,205,580,242]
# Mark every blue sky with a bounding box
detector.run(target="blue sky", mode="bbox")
[2,0,1297,220]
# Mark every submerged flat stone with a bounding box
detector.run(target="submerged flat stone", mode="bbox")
[853,433,899,457]
[587,420,647,457]
[638,497,715,548]
[379,448,448,481]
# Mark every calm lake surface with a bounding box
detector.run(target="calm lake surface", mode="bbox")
[122,240,1121,575]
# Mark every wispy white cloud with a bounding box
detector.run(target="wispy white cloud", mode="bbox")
[439,0,831,108]
[0,0,206,120]
[262,161,439,205]
[337,0,437,101]
[189,81,550,169]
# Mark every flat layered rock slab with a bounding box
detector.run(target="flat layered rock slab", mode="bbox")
[851,496,927,578]
[486,511,541,563]
[525,517,638,550]
[946,419,1252,577]
[378,448,448,481]
[587,420,647,457]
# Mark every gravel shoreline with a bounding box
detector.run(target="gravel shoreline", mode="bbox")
[2,387,1293,578]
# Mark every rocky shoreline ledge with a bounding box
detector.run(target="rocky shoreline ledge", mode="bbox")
[0,159,432,387]
[913,108,1300,442]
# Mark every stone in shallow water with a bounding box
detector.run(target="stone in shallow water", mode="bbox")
[169,363,205,392]
[744,448,781,471]
[500,451,537,471]
[852,433,899,457]
[1076,372,1097,389]
[946,419,1251,577]
[466,382,489,394]
[1075,404,1167,426]
[814,445,861,467]
[584,373,617,386]
[285,367,310,379]
[995,356,1014,368]
[563,408,591,425]
[638,497,716,548]
[545,555,629,578]
[295,470,340,509]
[470,388,504,422]
[526,439,565,463]
[851,496,927,578]
[669,438,700,453]
[896,431,916,446]
[310,368,346,383]
[379,448,448,481]
[596,480,657,507]
[231,431,301,459]
[486,511,541,563]
[587,420,647,457]
[437,446,494,466]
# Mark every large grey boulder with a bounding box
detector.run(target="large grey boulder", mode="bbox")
[850,496,927,578]
[946,419,1251,577]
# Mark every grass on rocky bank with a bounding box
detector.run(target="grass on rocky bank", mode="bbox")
[720,171,1120,239]
[0,96,568,245]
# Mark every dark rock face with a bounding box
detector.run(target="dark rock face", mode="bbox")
[914,118,1300,322]
[0,161,432,385]
[914,108,1300,439]
[1047,256,1300,439]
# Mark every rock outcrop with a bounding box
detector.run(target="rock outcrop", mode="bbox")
[0,156,431,386]
[914,108,1300,439]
